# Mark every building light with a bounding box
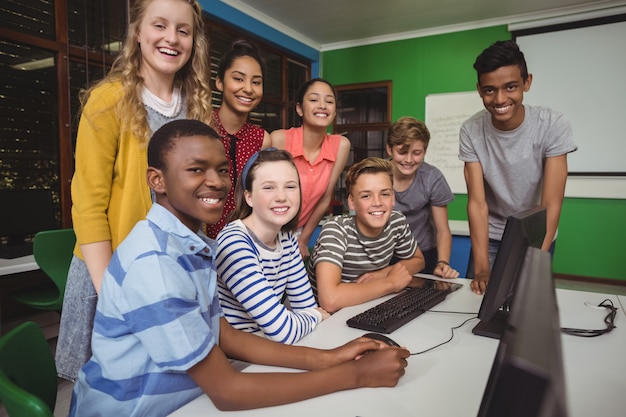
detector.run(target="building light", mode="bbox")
[11,57,54,71]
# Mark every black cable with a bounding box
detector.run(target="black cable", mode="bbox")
[427,309,478,315]
[409,316,478,355]
[408,298,618,356]
[561,299,618,338]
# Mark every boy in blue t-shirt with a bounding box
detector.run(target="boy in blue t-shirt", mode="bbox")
[69,120,409,416]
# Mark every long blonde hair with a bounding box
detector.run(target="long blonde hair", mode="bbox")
[79,0,212,144]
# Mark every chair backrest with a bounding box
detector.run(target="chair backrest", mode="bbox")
[0,322,57,417]
[33,228,76,308]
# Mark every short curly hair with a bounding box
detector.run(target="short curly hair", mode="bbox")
[148,119,220,170]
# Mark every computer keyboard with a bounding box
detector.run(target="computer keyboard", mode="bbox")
[346,282,462,334]
[0,242,34,259]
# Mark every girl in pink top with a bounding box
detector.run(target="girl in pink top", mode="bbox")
[270,78,350,258]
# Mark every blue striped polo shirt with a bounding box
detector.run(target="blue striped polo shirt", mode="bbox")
[69,203,222,416]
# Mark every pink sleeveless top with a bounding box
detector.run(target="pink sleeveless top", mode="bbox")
[284,127,341,228]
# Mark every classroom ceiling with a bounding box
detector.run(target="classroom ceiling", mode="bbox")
[222,0,626,48]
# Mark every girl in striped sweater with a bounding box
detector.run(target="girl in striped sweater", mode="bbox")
[215,148,329,344]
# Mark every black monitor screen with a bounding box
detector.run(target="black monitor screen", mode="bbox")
[477,247,568,417]
[0,189,57,245]
[472,206,546,339]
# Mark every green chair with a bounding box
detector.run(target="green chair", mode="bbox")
[12,228,75,311]
[0,321,57,417]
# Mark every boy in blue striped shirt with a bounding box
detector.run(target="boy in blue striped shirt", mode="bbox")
[69,120,410,416]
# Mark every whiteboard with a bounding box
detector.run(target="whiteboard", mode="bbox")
[517,20,626,175]
[424,90,626,199]
[425,91,484,194]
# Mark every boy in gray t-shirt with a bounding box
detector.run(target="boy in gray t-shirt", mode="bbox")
[387,116,458,278]
[459,40,577,295]
[307,157,425,313]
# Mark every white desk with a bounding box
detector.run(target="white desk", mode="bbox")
[557,290,626,417]
[0,255,39,334]
[618,295,626,319]
[170,283,626,417]
[0,255,39,276]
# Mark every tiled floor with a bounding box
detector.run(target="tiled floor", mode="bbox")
[1,278,625,417]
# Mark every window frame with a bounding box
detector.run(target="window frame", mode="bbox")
[332,80,393,204]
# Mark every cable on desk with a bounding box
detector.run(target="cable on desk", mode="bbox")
[561,299,618,338]
[409,315,478,356]
[427,309,478,315]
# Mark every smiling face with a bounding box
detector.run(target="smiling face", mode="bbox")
[244,160,301,233]
[136,0,195,84]
[215,55,263,116]
[149,134,231,232]
[386,140,427,181]
[296,81,337,129]
[477,64,533,131]
[348,172,395,237]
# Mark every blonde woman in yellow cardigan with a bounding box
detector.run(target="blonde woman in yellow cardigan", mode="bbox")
[56,0,212,382]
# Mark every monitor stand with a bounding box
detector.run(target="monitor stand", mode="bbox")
[472,309,509,339]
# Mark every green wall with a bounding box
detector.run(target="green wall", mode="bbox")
[322,26,626,281]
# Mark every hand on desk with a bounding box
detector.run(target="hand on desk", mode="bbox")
[327,336,407,360]
[348,338,410,388]
[470,273,489,295]
[434,263,460,279]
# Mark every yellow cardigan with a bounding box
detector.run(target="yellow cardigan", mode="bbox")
[71,81,152,259]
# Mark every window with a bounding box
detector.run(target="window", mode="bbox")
[0,43,58,191]
[0,0,126,228]
[1,2,311,229]
[333,81,392,204]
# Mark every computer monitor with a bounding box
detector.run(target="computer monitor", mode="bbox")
[472,206,546,339]
[477,247,568,417]
[0,189,57,245]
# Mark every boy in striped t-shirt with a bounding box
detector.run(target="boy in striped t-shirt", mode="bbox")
[308,157,425,313]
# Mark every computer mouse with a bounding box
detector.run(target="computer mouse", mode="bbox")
[362,332,400,347]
